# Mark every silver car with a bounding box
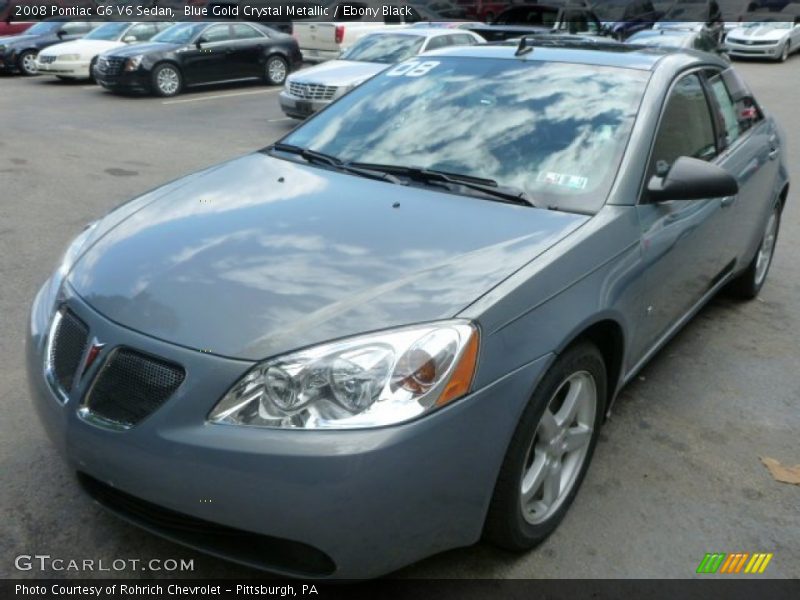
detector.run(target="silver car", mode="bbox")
[29,41,788,579]
[725,11,800,62]
[279,28,483,119]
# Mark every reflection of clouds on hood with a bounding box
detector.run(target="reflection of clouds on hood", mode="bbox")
[292,60,647,207]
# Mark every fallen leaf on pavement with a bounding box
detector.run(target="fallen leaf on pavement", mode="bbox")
[760,456,800,485]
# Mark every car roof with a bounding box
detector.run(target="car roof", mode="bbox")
[422,39,723,71]
[367,28,477,38]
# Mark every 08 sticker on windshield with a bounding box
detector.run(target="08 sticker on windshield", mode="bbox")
[385,61,440,78]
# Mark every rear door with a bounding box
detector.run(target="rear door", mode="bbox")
[703,68,781,267]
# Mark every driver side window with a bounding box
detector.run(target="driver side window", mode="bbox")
[648,73,717,178]
[201,24,232,43]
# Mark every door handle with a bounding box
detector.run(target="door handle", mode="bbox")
[720,196,737,208]
[768,147,779,160]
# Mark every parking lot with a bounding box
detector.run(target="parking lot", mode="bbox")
[1,56,799,579]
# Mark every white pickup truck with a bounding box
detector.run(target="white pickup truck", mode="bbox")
[293,1,425,62]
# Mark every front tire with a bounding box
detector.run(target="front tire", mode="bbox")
[483,342,607,550]
[151,63,182,97]
[264,55,288,86]
[17,50,38,76]
[777,42,790,62]
[726,202,781,300]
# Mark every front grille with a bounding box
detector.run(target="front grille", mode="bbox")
[83,349,184,427]
[727,38,774,46]
[38,55,56,64]
[288,81,337,101]
[48,310,89,395]
[96,56,124,76]
[77,473,336,576]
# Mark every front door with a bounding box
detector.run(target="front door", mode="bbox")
[631,72,731,363]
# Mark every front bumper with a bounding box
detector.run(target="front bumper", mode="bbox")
[93,66,151,93]
[27,278,549,578]
[299,47,340,63]
[725,40,782,58]
[35,59,91,78]
[279,89,331,119]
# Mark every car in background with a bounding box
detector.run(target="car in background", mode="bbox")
[0,18,96,75]
[93,21,302,97]
[592,0,661,39]
[627,26,727,55]
[292,1,423,63]
[410,20,485,28]
[725,6,800,61]
[454,0,511,22]
[35,21,171,81]
[280,28,483,118]
[412,0,469,18]
[653,0,724,44]
[29,39,788,580]
[0,0,95,37]
[468,2,603,41]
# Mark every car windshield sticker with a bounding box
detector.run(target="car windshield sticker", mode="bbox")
[537,171,589,190]
[385,61,440,78]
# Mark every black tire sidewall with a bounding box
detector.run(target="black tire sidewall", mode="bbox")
[484,342,607,550]
[151,64,181,97]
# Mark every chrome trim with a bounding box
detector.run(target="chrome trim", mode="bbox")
[43,310,70,404]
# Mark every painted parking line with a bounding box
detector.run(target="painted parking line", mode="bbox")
[267,117,293,123]
[161,88,281,105]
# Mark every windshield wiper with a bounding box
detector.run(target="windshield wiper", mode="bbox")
[348,163,536,207]
[268,143,402,184]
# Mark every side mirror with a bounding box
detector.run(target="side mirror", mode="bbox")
[646,156,738,202]
[57,29,68,38]
[195,37,206,48]
[122,35,137,43]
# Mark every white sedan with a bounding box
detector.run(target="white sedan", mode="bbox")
[279,28,484,119]
[35,21,171,80]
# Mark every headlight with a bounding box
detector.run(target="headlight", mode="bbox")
[57,222,97,280]
[124,55,143,71]
[209,321,479,429]
[58,54,80,61]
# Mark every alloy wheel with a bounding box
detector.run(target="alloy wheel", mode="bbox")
[21,52,37,75]
[520,371,597,525]
[267,57,287,85]
[157,67,180,96]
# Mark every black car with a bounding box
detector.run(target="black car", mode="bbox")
[469,2,604,41]
[0,18,96,75]
[93,21,303,97]
[592,0,662,40]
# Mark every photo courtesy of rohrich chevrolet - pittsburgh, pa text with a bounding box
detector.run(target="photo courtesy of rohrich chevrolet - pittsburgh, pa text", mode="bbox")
[1,0,798,598]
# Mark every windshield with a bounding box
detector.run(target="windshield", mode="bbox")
[632,32,690,46]
[151,22,205,45]
[24,21,62,35]
[84,22,131,41]
[281,58,649,212]
[341,34,425,63]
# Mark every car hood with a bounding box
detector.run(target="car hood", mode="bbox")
[288,60,386,87]
[67,153,588,360]
[728,26,788,40]
[39,39,123,57]
[0,33,39,47]
[105,41,179,57]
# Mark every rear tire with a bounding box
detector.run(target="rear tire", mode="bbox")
[264,55,288,86]
[17,50,38,76]
[151,63,182,97]
[483,342,607,551]
[726,202,781,300]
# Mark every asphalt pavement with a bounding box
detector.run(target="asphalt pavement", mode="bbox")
[0,57,798,579]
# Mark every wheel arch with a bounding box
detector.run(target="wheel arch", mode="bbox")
[554,316,627,417]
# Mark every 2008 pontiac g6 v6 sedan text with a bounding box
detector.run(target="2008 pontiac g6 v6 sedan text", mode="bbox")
[28,40,789,579]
